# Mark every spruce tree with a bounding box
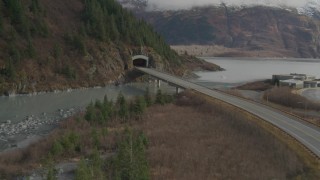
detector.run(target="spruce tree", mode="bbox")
[0,13,3,35]
[144,87,152,106]
[75,159,91,180]
[155,89,165,105]
[133,96,147,115]
[117,92,129,119]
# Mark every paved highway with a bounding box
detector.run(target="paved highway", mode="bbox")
[136,67,320,158]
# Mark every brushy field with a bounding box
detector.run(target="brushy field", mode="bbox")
[0,91,158,179]
[139,91,319,179]
[236,80,273,91]
[264,87,320,111]
[1,89,319,179]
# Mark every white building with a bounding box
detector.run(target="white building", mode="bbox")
[273,73,318,89]
[279,79,304,89]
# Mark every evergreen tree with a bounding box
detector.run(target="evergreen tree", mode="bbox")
[114,128,133,180]
[89,150,105,179]
[133,96,147,115]
[26,38,36,58]
[144,87,152,106]
[52,43,62,59]
[155,89,165,105]
[5,58,16,79]
[46,166,57,180]
[51,140,63,157]
[30,0,41,14]
[131,133,149,180]
[81,0,181,64]
[103,95,113,120]
[113,128,149,180]
[117,92,129,119]
[0,13,3,35]
[110,15,120,41]
[75,159,91,180]
[5,0,24,24]
[91,128,100,148]
[8,43,21,64]
[85,102,96,121]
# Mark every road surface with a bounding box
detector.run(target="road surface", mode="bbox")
[136,67,320,158]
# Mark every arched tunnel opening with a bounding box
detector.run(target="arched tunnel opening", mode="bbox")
[133,58,148,67]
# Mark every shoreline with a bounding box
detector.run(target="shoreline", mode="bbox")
[199,56,320,62]
[0,107,84,153]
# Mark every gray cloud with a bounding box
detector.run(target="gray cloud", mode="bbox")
[146,0,312,10]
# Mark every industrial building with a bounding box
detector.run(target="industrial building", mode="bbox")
[304,81,320,88]
[279,79,304,89]
[272,73,319,89]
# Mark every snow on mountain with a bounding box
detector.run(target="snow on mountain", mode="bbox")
[117,0,320,18]
[297,0,320,17]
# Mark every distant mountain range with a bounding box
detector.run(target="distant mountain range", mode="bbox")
[119,0,320,17]
[119,0,320,58]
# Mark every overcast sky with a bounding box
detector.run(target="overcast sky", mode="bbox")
[146,0,314,10]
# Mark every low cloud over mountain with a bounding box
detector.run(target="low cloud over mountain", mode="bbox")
[146,0,313,10]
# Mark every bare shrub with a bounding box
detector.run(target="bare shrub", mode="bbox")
[264,87,320,111]
[141,91,313,179]
[236,80,273,91]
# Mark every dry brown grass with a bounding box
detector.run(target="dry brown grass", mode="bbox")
[264,87,320,111]
[236,80,273,91]
[2,91,320,179]
[0,115,121,179]
[139,91,317,180]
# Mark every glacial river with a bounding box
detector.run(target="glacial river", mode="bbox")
[2,57,320,124]
[0,83,177,125]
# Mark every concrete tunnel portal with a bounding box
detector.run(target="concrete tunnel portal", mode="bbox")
[132,55,149,67]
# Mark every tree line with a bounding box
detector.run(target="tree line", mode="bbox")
[0,0,48,80]
[45,89,173,179]
[82,0,181,64]
[85,88,173,124]
[0,0,182,85]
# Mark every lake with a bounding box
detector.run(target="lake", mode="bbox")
[195,57,320,101]
[195,57,320,87]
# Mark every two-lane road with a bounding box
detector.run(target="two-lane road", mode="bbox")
[136,67,320,157]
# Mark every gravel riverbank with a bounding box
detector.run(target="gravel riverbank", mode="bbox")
[0,107,84,153]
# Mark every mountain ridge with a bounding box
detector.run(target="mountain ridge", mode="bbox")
[118,0,320,17]
[0,0,220,96]
[123,3,320,58]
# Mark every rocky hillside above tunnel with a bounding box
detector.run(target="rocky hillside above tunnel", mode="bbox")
[0,0,220,95]
[134,6,320,58]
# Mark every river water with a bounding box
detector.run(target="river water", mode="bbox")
[0,83,176,124]
[0,83,175,151]
[1,57,320,150]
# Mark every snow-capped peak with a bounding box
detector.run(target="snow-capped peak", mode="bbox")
[297,0,320,17]
[117,0,320,17]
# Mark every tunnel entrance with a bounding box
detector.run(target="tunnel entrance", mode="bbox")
[133,59,148,67]
[132,55,149,67]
